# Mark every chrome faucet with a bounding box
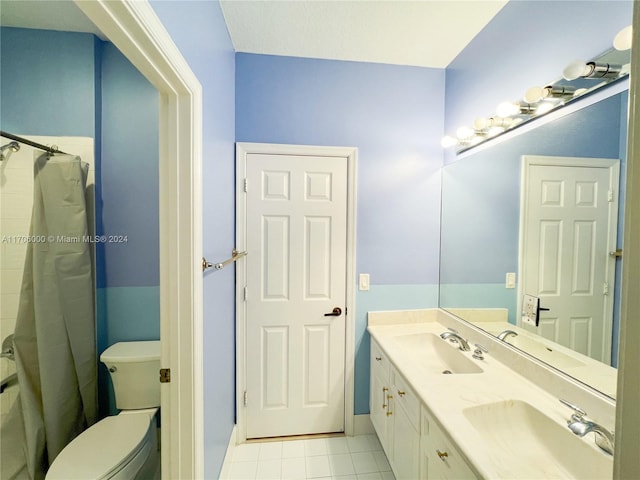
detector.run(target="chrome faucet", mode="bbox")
[560,399,615,455]
[497,330,518,341]
[439,328,471,351]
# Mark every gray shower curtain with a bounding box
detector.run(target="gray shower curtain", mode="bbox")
[10,153,97,480]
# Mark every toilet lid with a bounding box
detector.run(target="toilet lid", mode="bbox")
[47,413,152,480]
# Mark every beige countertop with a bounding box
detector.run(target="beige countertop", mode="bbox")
[367,312,614,479]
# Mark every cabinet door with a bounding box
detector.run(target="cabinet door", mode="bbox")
[421,410,477,480]
[370,369,390,450]
[391,401,420,480]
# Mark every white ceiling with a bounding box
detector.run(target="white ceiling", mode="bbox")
[0,1,509,69]
[220,0,509,68]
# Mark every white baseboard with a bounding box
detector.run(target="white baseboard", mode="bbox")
[218,425,237,480]
[353,414,374,435]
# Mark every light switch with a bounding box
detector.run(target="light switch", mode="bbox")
[359,273,370,291]
[506,272,516,289]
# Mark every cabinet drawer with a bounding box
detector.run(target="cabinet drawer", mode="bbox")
[371,339,390,379]
[390,366,420,431]
[421,406,477,480]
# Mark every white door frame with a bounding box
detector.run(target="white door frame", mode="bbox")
[517,155,620,362]
[235,142,357,443]
[74,2,203,478]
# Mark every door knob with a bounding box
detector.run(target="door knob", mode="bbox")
[324,307,342,316]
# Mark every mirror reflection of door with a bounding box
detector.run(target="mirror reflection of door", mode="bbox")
[519,155,620,364]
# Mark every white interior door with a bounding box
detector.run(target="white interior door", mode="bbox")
[242,150,349,439]
[519,156,619,363]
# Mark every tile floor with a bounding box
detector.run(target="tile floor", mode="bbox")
[222,434,396,480]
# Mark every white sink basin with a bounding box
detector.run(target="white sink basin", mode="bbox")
[391,333,483,374]
[463,400,613,479]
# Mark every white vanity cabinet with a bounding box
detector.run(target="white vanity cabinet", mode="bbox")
[370,339,392,452]
[370,337,477,480]
[420,405,478,479]
[389,365,420,480]
[370,339,420,479]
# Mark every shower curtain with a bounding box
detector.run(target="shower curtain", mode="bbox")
[9,153,97,480]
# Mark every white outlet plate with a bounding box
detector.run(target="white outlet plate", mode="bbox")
[506,272,516,289]
[359,273,370,291]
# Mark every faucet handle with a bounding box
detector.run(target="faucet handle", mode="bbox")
[472,343,488,360]
[559,399,588,418]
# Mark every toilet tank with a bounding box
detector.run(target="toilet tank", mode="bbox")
[100,341,161,410]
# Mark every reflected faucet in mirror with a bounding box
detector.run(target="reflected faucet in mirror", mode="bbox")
[497,330,518,341]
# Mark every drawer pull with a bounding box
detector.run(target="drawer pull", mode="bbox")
[375,356,382,361]
[436,450,449,461]
[382,387,388,408]
[397,390,406,397]
[386,394,393,416]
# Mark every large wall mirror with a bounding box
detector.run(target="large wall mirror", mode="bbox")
[439,61,629,400]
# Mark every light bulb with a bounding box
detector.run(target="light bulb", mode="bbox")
[493,117,513,128]
[441,136,458,148]
[535,102,555,115]
[456,126,474,140]
[487,126,505,137]
[614,25,632,51]
[474,117,491,130]
[563,60,592,80]
[496,102,520,118]
[524,86,546,104]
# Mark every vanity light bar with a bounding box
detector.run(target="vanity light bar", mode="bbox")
[442,25,632,151]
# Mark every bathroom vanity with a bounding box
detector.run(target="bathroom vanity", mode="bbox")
[368,309,616,480]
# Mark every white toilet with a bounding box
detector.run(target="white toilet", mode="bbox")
[47,341,161,480]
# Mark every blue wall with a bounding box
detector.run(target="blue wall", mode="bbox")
[0,28,96,137]
[97,43,160,403]
[445,0,633,161]
[0,27,160,416]
[236,53,444,414]
[148,2,236,478]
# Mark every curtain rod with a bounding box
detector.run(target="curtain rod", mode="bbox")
[0,130,68,155]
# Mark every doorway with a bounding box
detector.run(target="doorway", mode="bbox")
[236,143,357,441]
[518,155,620,363]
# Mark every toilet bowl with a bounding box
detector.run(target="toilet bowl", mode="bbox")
[46,341,161,480]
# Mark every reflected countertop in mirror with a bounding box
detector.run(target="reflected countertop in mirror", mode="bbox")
[446,308,618,398]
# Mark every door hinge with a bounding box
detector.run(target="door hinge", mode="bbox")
[244,286,248,301]
[244,178,248,192]
[608,190,614,202]
[243,390,248,406]
[603,282,609,295]
[159,368,171,383]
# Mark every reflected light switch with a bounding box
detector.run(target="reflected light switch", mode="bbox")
[506,272,516,289]
[359,273,370,291]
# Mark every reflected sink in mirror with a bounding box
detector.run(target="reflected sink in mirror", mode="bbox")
[391,333,483,374]
[463,400,613,479]
[501,334,585,369]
